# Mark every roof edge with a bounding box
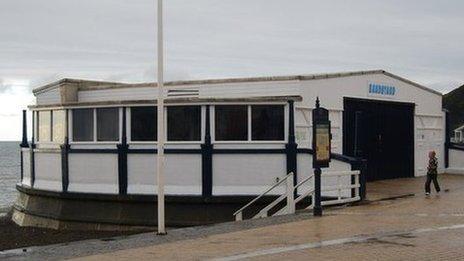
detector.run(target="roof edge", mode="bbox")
[32,69,443,96]
[32,78,131,95]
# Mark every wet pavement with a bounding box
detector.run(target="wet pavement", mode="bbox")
[4,174,464,260]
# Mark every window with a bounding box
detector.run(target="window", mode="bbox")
[167,106,201,141]
[215,105,248,141]
[38,111,51,142]
[52,110,66,143]
[72,109,94,142]
[97,108,119,141]
[252,105,284,140]
[131,107,157,141]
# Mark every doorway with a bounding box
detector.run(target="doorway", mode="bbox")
[343,98,414,181]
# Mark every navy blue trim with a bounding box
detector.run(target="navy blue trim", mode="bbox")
[30,112,35,188]
[213,149,285,154]
[450,143,464,151]
[297,148,313,154]
[70,148,290,154]
[69,149,119,153]
[50,110,53,142]
[286,100,298,191]
[61,140,70,192]
[61,109,70,192]
[201,105,213,197]
[117,107,129,195]
[20,110,28,183]
[128,149,202,154]
[20,110,28,148]
[20,150,24,182]
[445,111,450,168]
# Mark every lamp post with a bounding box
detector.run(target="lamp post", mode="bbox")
[156,0,166,235]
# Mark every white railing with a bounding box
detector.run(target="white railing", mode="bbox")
[233,170,361,221]
[233,172,295,221]
[307,170,360,209]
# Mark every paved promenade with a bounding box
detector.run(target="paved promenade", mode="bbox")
[4,174,464,260]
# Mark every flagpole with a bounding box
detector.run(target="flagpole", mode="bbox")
[156,0,166,235]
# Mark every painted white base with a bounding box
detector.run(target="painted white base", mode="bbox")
[213,186,287,196]
[127,185,202,195]
[446,168,464,175]
[67,183,118,194]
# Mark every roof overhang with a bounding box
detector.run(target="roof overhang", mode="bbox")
[28,95,303,110]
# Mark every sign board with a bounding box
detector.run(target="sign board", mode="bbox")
[368,83,396,98]
[315,123,330,162]
[312,104,331,168]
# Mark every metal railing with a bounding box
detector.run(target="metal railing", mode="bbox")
[233,170,361,221]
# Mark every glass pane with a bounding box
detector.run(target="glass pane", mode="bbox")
[72,109,94,142]
[215,105,248,141]
[97,108,119,141]
[38,111,51,142]
[167,106,201,141]
[252,105,285,141]
[52,110,66,143]
[131,107,157,141]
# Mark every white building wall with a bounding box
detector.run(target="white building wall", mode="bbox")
[127,154,202,195]
[33,151,62,191]
[213,154,286,195]
[68,154,118,194]
[295,74,443,177]
[30,72,445,195]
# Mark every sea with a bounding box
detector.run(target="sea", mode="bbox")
[0,142,20,214]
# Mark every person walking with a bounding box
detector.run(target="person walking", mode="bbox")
[425,151,440,196]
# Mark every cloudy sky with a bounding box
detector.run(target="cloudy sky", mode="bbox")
[0,0,463,140]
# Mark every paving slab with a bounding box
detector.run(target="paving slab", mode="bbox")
[3,174,464,260]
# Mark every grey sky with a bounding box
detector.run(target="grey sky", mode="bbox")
[0,0,463,140]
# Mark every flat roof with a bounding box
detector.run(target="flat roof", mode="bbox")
[32,69,443,96]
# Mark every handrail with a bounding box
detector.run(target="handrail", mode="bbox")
[234,170,361,221]
[294,173,314,190]
[233,172,294,221]
[306,170,360,209]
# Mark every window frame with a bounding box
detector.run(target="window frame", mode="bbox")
[69,106,122,144]
[212,103,288,144]
[35,110,53,144]
[127,104,205,145]
[51,109,66,144]
[35,109,68,145]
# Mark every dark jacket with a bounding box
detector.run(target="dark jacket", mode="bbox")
[427,157,438,175]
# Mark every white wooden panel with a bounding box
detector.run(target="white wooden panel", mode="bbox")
[78,87,159,102]
[449,149,464,174]
[295,108,311,148]
[34,152,62,191]
[78,81,301,103]
[68,154,118,193]
[415,114,445,176]
[213,154,286,195]
[199,81,300,99]
[127,154,202,195]
[21,149,31,187]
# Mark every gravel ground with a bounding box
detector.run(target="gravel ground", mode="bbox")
[0,211,149,252]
